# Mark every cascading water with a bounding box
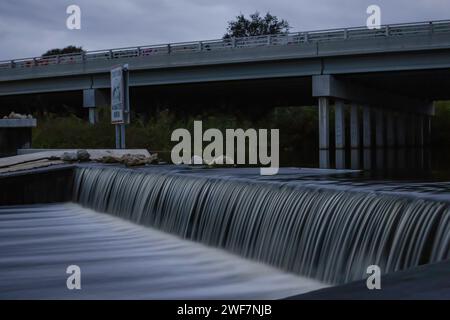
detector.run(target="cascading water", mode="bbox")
[73,166,450,285]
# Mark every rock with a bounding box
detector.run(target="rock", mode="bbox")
[76,149,90,162]
[96,152,158,167]
[120,153,158,166]
[97,155,118,163]
[5,111,30,119]
[61,152,78,162]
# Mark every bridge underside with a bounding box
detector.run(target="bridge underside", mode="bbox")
[2,67,450,109]
[0,67,449,170]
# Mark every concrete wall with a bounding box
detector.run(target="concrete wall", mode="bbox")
[0,166,74,205]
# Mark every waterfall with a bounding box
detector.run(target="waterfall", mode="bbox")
[73,166,450,284]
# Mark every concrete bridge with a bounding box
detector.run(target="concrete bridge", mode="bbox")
[1,20,450,169]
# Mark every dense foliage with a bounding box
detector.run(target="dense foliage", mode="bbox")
[42,46,84,57]
[32,106,318,166]
[224,12,290,38]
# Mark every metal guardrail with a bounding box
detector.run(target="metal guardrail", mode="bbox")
[1,20,449,71]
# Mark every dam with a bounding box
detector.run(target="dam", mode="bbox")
[1,164,450,299]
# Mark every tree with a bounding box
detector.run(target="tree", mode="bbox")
[42,45,84,57]
[224,12,290,39]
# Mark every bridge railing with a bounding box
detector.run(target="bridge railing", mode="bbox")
[1,19,450,71]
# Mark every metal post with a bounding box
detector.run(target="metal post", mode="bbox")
[88,108,96,125]
[120,124,126,149]
[115,125,121,149]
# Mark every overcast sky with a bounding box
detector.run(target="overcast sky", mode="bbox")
[0,0,449,60]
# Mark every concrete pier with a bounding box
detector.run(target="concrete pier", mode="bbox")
[375,108,385,169]
[396,113,405,169]
[335,100,346,169]
[350,104,360,170]
[386,111,395,169]
[312,75,434,171]
[363,106,372,170]
[318,97,330,169]
[83,89,108,125]
[386,112,395,148]
[417,115,424,147]
[0,118,36,157]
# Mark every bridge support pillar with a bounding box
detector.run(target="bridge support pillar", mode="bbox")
[88,109,96,125]
[407,113,416,148]
[396,113,407,169]
[363,106,372,170]
[424,115,432,147]
[318,97,330,169]
[424,115,432,170]
[386,112,395,147]
[312,74,433,171]
[335,100,346,169]
[375,108,385,169]
[417,115,424,147]
[397,113,406,147]
[350,103,360,170]
[83,89,108,125]
[386,111,395,169]
[417,114,425,169]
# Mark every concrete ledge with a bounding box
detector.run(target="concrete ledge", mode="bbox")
[0,165,74,205]
[16,148,149,157]
[1,149,151,168]
[289,259,450,300]
[0,118,36,127]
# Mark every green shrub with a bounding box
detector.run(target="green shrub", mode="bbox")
[32,105,319,165]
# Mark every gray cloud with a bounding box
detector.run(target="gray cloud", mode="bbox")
[0,0,449,60]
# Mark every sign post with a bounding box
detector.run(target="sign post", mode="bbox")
[110,64,130,149]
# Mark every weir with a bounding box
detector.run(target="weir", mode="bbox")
[72,166,450,285]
